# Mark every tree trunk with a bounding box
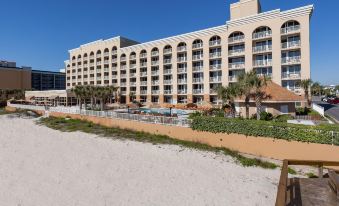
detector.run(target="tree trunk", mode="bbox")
[79,98,82,110]
[100,98,104,111]
[90,97,94,110]
[230,101,236,118]
[255,94,261,120]
[245,96,250,119]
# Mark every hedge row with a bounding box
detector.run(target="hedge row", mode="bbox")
[191,116,339,146]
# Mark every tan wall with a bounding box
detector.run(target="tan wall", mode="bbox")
[237,102,296,117]
[0,68,31,90]
[230,0,260,20]
[45,111,339,162]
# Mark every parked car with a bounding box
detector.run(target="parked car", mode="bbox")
[328,98,339,104]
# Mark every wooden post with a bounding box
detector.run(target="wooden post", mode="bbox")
[318,164,323,178]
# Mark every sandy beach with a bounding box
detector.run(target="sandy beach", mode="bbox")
[0,114,279,206]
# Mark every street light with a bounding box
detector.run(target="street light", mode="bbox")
[169,106,172,116]
[127,105,130,114]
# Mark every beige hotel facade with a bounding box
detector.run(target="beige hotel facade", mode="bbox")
[65,0,313,104]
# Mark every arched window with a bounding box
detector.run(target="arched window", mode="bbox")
[120,53,126,61]
[281,20,300,34]
[228,31,245,43]
[83,53,88,58]
[112,46,117,55]
[253,26,272,39]
[130,52,136,60]
[140,49,147,58]
[163,45,172,54]
[104,48,109,56]
[177,42,187,51]
[192,39,203,49]
[209,35,221,46]
[151,47,159,56]
[96,50,102,58]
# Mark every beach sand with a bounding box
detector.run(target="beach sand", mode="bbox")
[0,114,279,206]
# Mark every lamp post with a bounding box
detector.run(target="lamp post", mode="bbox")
[127,105,130,114]
[169,106,172,117]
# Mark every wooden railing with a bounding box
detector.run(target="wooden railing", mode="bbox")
[275,160,339,206]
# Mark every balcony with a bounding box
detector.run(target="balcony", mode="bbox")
[281,25,300,35]
[163,69,172,75]
[96,54,102,59]
[282,73,301,80]
[164,48,172,54]
[257,73,272,78]
[120,82,127,87]
[164,79,172,85]
[281,56,301,65]
[77,58,81,63]
[177,79,187,84]
[120,65,127,70]
[286,87,302,94]
[104,60,109,65]
[151,51,159,57]
[140,62,147,67]
[120,74,127,78]
[120,57,126,62]
[104,52,109,57]
[140,72,147,77]
[253,30,272,40]
[140,90,147,95]
[193,78,204,84]
[281,41,301,49]
[177,57,187,62]
[151,61,159,66]
[112,58,118,63]
[193,66,203,72]
[83,63,88,68]
[177,46,187,52]
[192,43,203,49]
[192,55,203,61]
[140,53,147,58]
[151,71,159,76]
[96,62,102,66]
[229,48,245,56]
[177,68,187,73]
[130,82,137,86]
[130,73,137,77]
[140,81,147,86]
[228,76,237,82]
[103,76,109,80]
[130,55,136,60]
[96,69,102,73]
[164,90,172,94]
[96,76,102,80]
[193,89,204,94]
[210,77,222,83]
[104,68,109,72]
[228,35,245,44]
[89,77,94,81]
[89,70,95,74]
[253,60,273,67]
[120,91,127,95]
[130,64,136,69]
[252,45,272,53]
[112,75,117,79]
[209,52,221,59]
[163,59,172,64]
[112,50,117,55]
[209,40,221,47]
[151,80,159,85]
[178,90,187,94]
[228,62,245,69]
[210,64,222,70]
[151,90,159,95]
[83,78,88,81]
[89,55,94,59]
[112,66,117,71]
[209,89,217,94]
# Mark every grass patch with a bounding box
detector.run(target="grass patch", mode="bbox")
[288,167,297,175]
[306,172,318,178]
[38,116,278,170]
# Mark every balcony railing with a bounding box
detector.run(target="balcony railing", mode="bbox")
[89,77,94,81]
[281,56,301,65]
[96,76,102,80]
[104,60,109,65]
[140,90,147,95]
[112,66,117,71]
[210,64,222,70]
[281,41,301,49]
[281,73,301,79]
[120,82,127,87]
[210,77,222,82]
[140,81,147,86]
[103,76,109,80]
[151,61,159,66]
[257,73,272,78]
[192,43,203,49]
[130,64,136,69]
[96,54,102,59]
[164,48,172,54]
[151,80,159,85]
[192,55,203,61]
[163,79,172,84]
[140,72,147,77]
[96,69,102,73]
[177,57,187,62]
[151,51,159,56]
[151,90,159,95]
[104,68,109,72]
[112,58,117,63]
[130,55,136,60]
[178,90,187,94]
[228,48,245,56]
[193,66,203,72]
[111,50,117,55]
[228,76,237,82]
[112,75,117,79]
[120,65,127,70]
[96,62,102,66]
[286,87,302,94]
[193,78,204,83]
[89,70,95,74]
[164,90,172,94]
[177,68,187,73]
[120,91,127,95]
[209,52,222,58]
[177,79,187,84]
[151,71,159,76]
[104,52,109,57]
[120,74,127,78]
[281,25,300,34]
[83,63,88,68]
[164,69,172,74]
[163,59,172,64]
[253,30,272,39]
[193,89,204,94]
[228,35,245,43]
[252,45,272,53]
[228,62,245,69]
[120,57,126,62]
[140,62,147,67]
[130,73,137,77]
[130,82,137,86]
[89,55,94,59]
[177,46,187,52]
[253,59,273,67]
[209,40,221,47]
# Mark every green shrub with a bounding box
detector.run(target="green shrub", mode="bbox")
[188,111,203,119]
[260,112,273,121]
[274,114,294,122]
[191,116,339,145]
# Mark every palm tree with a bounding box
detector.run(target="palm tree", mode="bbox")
[71,86,84,109]
[251,74,269,120]
[216,84,240,118]
[237,70,256,119]
[129,91,136,102]
[301,79,312,107]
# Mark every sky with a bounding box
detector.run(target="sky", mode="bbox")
[0,0,338,85]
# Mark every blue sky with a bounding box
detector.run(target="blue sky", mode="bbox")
[0,0,338,85]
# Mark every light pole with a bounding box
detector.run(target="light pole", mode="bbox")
[169,106,172,117]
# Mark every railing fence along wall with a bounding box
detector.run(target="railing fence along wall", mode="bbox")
[8,103,191,127]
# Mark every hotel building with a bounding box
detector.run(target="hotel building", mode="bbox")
[65,0,313,104]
